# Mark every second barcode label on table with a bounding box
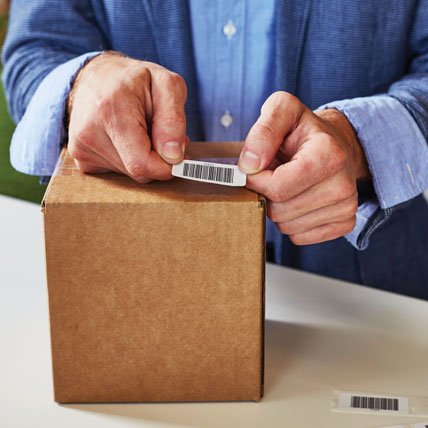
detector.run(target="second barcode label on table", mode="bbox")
[351,395,399,411]
[336,391,409,415]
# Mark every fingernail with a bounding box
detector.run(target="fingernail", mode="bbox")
[239,150,261,173]
[162,141,183,160]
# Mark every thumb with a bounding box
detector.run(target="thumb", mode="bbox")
[238,92,306,174]
[150,70,187,164]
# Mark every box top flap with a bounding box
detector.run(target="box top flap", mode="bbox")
[43,142,261,206]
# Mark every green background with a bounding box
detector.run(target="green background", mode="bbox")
[0,10,46,204]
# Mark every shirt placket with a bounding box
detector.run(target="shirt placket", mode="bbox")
[212,0,245,141]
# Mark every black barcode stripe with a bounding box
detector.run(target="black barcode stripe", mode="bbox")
[182,163,234,183]
[350,395,399,411]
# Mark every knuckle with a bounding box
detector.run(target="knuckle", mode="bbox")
[260,91,296,120]
[267,202,282,222]
[135,177,152,184]
[157,109,186,127]
[277,222,289,235]
[338,180,356,200]
[351,194,359,210]
[75,128,97,150]
[70,148,89,163]
[344,216,357,234]
[261,91,293,120]
[269,91,296,107]
[277,221,296,235]
[267,178,289,203]
[122,65,151,89]
[97,97,114,122]
[298,156,315,176]
[268,186,287,204]
[160,71,187,95]
[169,72,186,89]
[320,136,346,175]
[250,121,279,144]
[74,160,93,174]
[68,142,89,163]
[329,146,347,173]
[344,197,358,217]
[125,159,148,178]
[289,234,305,246]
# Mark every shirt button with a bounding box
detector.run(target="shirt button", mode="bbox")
[220,111,233,128]
[223,20,237,40]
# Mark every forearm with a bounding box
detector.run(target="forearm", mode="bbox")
[2,0,109,122]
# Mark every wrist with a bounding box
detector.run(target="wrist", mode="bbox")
[316,108,371,181]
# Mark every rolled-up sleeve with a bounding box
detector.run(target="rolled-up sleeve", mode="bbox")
[317,0,428,250]
[319,95,428,250]
[9,52,101,176]
[2,0,109,176]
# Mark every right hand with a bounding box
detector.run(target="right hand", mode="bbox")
[67,52,188,183]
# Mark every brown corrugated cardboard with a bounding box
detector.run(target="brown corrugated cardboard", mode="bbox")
[42,141,265,403]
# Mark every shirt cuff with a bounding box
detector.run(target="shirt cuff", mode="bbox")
[318,95,428,250]
[10,51,102,176]
[343,199,378,249]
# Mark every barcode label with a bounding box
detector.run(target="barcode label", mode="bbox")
[172,160,246,187]
[336,391,409,415]
[351,395,399,411]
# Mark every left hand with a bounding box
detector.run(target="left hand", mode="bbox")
[238,91,371,245]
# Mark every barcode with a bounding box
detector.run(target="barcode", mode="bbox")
[350,395,399,411]
[336,391,409,415]
[182,162,234,184]
[172,160,246,186]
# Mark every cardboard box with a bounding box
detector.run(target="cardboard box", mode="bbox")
[42,142,265,403]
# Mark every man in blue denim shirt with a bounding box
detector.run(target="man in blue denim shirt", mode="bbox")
[2,1,428,297]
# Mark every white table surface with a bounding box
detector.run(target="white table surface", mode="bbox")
[1,194,428,428]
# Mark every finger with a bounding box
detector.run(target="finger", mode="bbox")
[246,134,347,202]
[73,158,151,183]
[272,194,358,235]
[238,92,307,174]
[73,159,113,174]
[150,70,187,164]
[288,217,357,246]
[102,99,172,181]
[69,127,153,183]
[73,151,121,174]
[69,128,127,174]
[267,175,357,222]
[70,144,153,182]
